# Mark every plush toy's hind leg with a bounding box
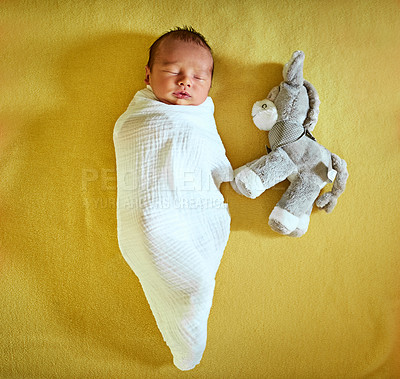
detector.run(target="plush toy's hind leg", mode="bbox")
[289,207,312,237]
[269,176,320,236]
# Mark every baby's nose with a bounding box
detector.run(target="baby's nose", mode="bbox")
[178,76,191,87]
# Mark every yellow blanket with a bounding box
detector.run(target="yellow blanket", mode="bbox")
[1,0,399,377]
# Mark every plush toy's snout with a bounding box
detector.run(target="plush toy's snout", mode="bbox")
[251,99,277,131]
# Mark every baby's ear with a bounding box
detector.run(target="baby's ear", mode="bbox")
[144,66,150,84]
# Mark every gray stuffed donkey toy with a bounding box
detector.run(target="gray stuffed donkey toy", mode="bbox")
[231,50,348,237]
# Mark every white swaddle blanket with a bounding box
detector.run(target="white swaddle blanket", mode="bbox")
[113,86,232,370]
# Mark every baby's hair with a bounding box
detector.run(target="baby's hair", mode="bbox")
[147,26,213,75]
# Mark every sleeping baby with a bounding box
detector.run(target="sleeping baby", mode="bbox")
[113,26,232,370]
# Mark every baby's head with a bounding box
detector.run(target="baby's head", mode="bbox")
[145,26,214,106]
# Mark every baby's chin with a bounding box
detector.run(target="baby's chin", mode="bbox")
[160,97,203,106]
[155,91,208,106]
[171,99,199,106]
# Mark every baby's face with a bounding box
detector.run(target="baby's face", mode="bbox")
[145,39,213,106]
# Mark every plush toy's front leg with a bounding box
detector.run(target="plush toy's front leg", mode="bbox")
[232,149,297,199]
[230,157,260,196]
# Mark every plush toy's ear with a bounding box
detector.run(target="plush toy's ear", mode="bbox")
[282,50,305,86]
[252,99,278,131]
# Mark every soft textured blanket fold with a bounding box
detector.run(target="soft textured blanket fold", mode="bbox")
[113,86,232,370]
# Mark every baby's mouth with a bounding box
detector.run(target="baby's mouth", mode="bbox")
[173,91,191,99]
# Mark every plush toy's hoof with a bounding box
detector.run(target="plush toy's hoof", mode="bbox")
[233,167,265,199]
[231,165,248,195]
[230,177,241,195]
[269,208,310,237]
[289,229,303,238]
[289,213,310,237]
[268,206,299,235]
[268,218,293,235]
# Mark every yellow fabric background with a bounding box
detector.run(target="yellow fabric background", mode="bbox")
[1,0,399,377]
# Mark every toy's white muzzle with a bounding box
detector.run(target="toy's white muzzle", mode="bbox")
[252,100,278,131]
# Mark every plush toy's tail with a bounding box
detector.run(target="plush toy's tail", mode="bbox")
[316,154,349,213]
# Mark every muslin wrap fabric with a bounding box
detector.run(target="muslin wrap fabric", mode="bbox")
[113,86,232,370]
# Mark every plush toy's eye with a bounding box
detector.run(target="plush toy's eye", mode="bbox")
[262,103,268,109]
